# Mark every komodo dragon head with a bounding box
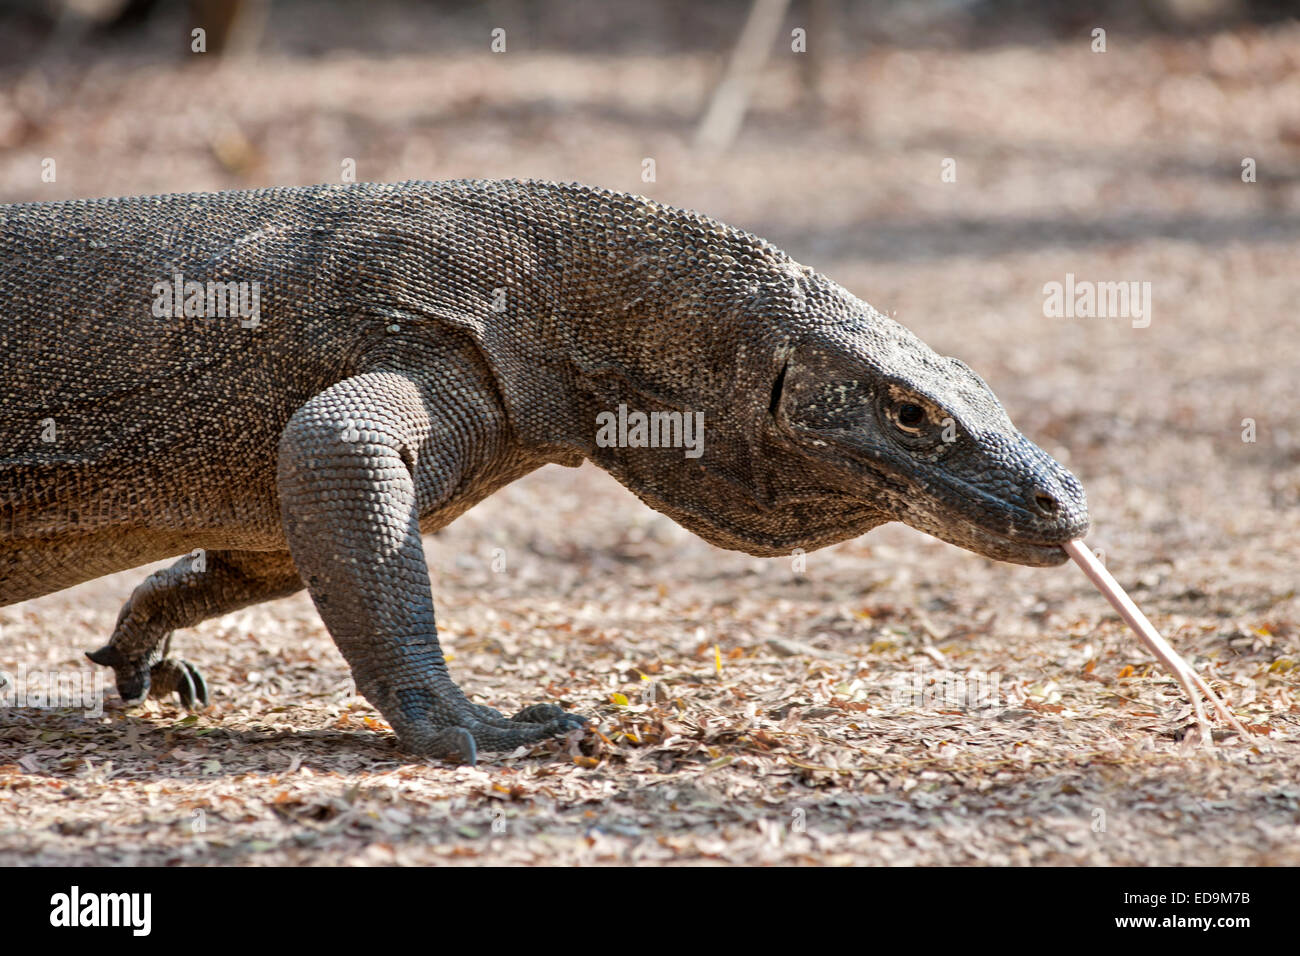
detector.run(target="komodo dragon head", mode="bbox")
[760,299,1092,567]
[566,232,1090,568]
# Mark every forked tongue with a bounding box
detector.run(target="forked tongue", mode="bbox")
[1062,539,1253,746]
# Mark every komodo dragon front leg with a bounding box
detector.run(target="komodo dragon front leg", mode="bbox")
[275,370,585,764]
[87,549,304,707]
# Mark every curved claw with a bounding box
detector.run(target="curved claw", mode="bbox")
[425,726,478,766]
[179,660,209,708]
[192,664,210,707]
[149,659,210,709]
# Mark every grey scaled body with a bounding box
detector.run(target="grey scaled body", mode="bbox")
[0,179,1088,763]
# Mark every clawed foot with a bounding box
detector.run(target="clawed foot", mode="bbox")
[393,696,588,765]
[86,644,210,709]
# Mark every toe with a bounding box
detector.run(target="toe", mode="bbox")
[149,659,209,710]
[510,703,570,723]
[174,665,198,709]
[469,702,515,727]
[87,645,150,703]
[425,726,478,765]
[181,661,209,708]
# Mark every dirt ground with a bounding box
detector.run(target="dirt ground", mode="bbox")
[1,9,1298,865]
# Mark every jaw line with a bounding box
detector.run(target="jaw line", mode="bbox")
[957,524,1071,566]
[905,512,1072,567]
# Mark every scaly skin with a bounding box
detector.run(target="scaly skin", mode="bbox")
[0,179,1088,763]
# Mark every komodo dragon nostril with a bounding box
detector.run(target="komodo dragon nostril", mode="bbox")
[1032,488,1060,515]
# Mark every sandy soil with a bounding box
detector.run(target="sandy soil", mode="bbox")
[1,13,1297,865]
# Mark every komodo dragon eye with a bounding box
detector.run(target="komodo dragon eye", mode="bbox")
[895,402,926,432]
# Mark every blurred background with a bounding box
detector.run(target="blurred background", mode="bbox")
[2,1,1299,865]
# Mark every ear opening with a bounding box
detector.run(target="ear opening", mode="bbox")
[768,357,789,418]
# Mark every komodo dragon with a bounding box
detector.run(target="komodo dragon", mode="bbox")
[0,179,1089,763]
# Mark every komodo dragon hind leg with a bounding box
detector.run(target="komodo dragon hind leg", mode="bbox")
[87,549,303,708]
[276,371,587,765]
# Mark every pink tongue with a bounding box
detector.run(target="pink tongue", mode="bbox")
[1061,539,1250,744]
